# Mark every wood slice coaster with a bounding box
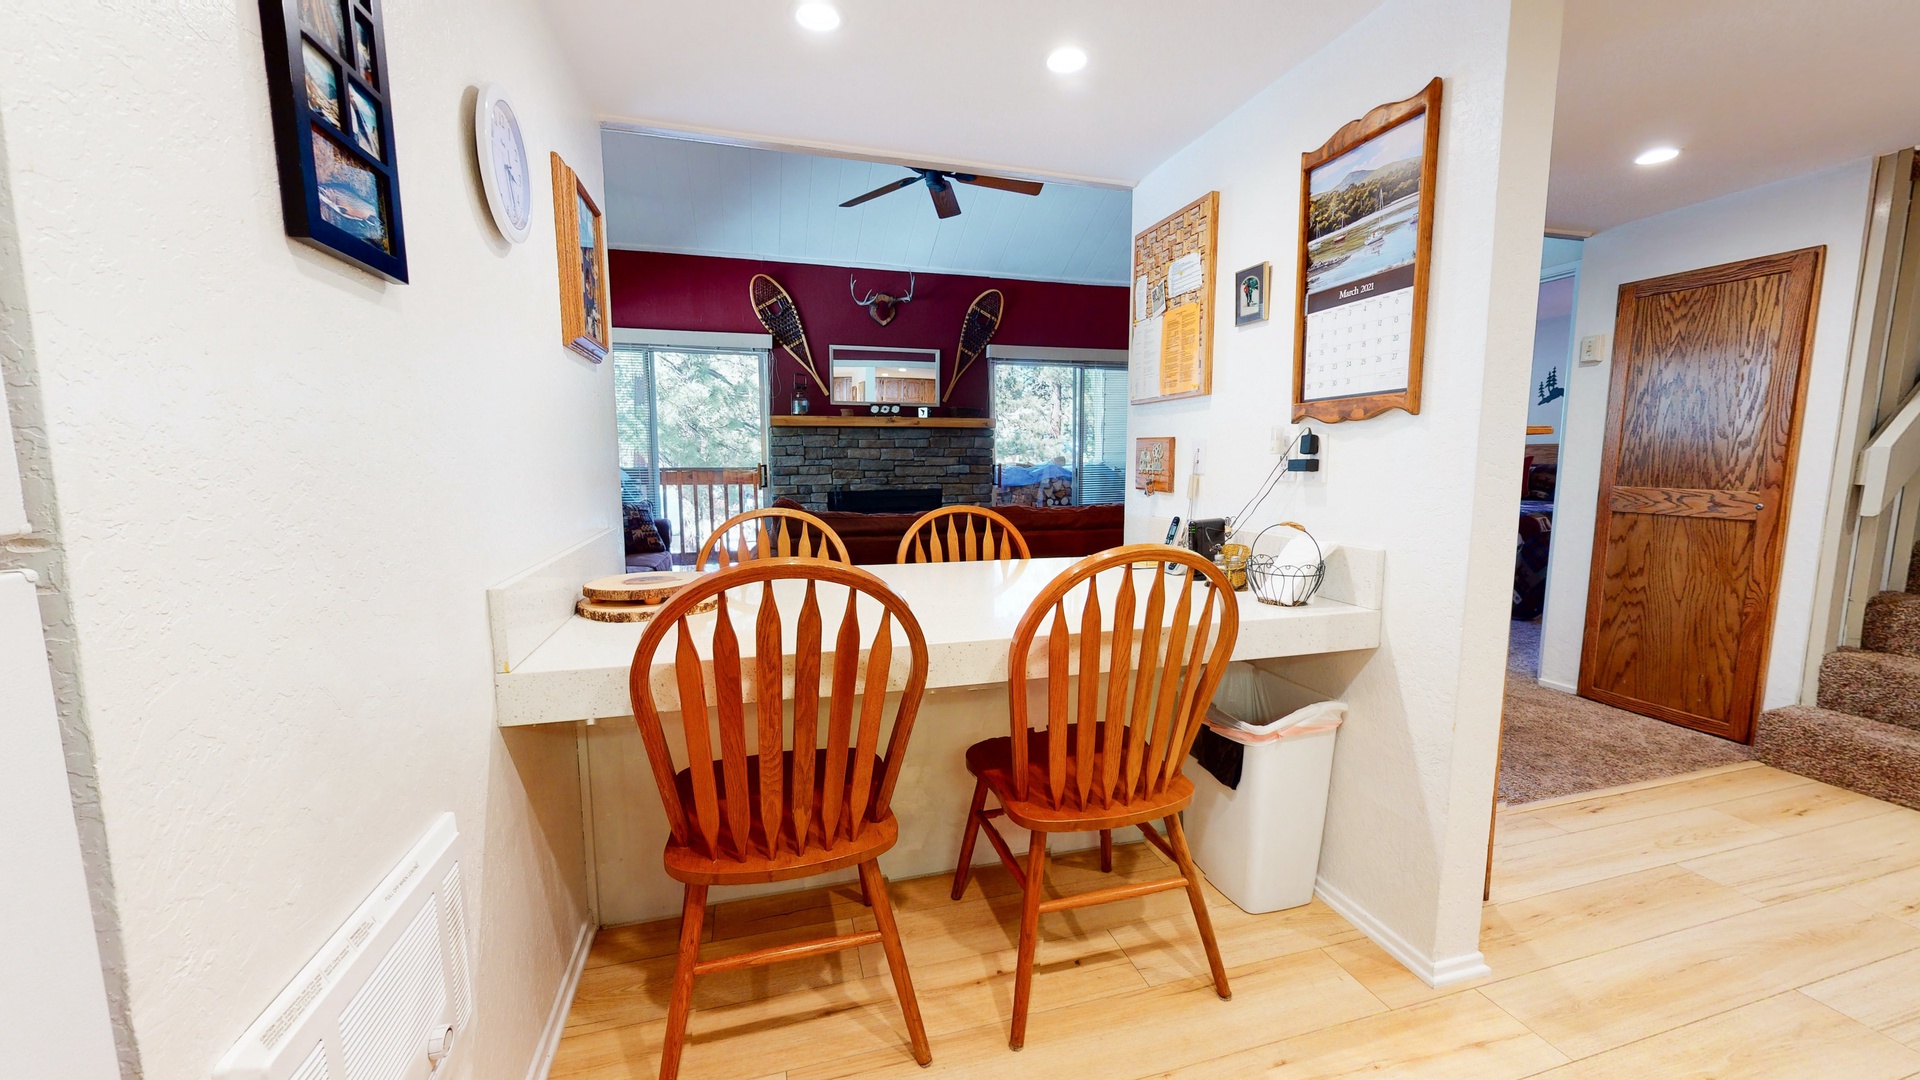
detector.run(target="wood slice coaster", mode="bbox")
[581,570,704,604]
[575,594,720,623]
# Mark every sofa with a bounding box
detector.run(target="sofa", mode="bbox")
[772,498,1124,565]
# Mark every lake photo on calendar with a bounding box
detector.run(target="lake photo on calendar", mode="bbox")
[1306,114,1425,295]
[1306,195,1419,294]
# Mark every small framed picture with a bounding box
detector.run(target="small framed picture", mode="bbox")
[1234,262,1270,325]
[551,153,611,363]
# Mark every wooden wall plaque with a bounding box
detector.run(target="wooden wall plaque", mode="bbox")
[1135,436,1175,494]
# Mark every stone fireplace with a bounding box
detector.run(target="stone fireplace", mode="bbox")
[768,418,994,512]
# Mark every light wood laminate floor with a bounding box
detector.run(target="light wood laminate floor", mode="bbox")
[550,762,1920,1079]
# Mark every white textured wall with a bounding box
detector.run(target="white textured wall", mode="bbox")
[1127,0,1562,969]
[1538,163,1874,705]
[0,2,610,1077]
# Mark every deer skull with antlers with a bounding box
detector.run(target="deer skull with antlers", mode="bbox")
[850,273,915,326]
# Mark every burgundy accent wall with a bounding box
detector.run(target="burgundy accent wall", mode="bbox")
[609,251,1130,412]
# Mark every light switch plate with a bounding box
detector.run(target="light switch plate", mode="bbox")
[1578,334,1606,365]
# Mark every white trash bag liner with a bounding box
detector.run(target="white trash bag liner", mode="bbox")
[1204,663,1346,743]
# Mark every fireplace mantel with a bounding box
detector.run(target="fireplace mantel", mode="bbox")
[770,415,994,429]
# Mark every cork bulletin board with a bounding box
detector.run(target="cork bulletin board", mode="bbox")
[1129,191,1219,404]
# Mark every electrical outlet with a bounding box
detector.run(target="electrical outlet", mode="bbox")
[1191,443,1204,475]
[1270,425,1288,455]
[1578,334,1606,365]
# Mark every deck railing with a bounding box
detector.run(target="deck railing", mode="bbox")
[659,467,764,566]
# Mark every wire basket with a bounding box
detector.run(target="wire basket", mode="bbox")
[1244,521,1325,607]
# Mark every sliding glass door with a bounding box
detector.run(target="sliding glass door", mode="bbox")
[613,344,768,565]
[989,357,1128,506]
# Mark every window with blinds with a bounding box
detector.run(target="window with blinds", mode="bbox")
[990,357,1129,506]
[1077,365,1129,505]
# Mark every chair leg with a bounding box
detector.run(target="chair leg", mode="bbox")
[1100,829,1114,873]
[950,776,989,901]
[858,872,873,907]
[1009,832,1048,1050]
[1165,814,1230,1000]
[660,882,708,1080]
[859,860,932,1067]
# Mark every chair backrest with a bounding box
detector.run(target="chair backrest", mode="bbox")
[897,505,1031,563]
[697,507,850,569]
[1007,545,1238,811]
[626,559,929,862]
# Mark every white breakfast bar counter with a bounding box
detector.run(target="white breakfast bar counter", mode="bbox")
[489,533,1384,925]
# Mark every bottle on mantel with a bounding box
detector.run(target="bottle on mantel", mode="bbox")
[790,375,811,416]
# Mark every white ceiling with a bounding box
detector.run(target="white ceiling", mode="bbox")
[557,0,1920,257]
[1549,0,1920,233]
[601,132,1134,284]
[546,0,1383,186]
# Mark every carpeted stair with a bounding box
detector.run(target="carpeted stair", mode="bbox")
[1758,548,1920,810]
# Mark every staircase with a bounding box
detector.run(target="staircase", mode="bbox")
[1757,547,1920,811]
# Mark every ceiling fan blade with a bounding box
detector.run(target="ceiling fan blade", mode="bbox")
[952,174,1045,197]
[839,175,922,208]
[927,178,962,219]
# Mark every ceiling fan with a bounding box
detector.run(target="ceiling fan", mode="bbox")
[838,168,1044,219]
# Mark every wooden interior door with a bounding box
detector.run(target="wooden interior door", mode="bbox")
[1579,248,1824,742]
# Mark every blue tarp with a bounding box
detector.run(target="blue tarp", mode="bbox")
[999,463,1072,487]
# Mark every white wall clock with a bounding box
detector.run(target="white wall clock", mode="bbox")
[475,84,532,243]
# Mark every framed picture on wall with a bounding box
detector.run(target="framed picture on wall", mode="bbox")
[1294,77,1442,422]
[551,153,611,363]
[256,0,408,281]
[1234,262,1270,326]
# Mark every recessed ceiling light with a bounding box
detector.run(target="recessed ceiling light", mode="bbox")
[794,3,840,32]
[1046,45,1088,74]
[1634,146,1680,166]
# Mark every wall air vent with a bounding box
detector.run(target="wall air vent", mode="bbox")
[215,814,471,1080]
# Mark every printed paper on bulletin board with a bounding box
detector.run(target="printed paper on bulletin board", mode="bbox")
[1158,303,1202,396]
[1130,191,1219,404]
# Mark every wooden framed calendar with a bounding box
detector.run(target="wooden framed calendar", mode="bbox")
[1294,78,1441,423]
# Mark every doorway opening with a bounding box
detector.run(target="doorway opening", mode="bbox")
[1493,237,1757,812]
[1506,239,1581,679]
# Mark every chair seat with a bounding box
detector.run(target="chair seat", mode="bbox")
[665,749,897,885]
[964,726,1194,832]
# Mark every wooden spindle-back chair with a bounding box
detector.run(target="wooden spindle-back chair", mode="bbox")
[627,559,931,1079]
[695,506,849,569]
[949,544,1240,1048]
[896,505,1031,563]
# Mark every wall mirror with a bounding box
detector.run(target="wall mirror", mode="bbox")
[829,345,941,405]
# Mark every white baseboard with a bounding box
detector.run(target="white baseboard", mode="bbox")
[1314,877,1490,990]
[1536,675,1578,694]
[525,920,595,1080]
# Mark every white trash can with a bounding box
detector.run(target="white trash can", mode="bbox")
[1180,662,1346,914]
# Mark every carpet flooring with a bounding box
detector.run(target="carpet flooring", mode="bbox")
[1499,619,1753,805]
